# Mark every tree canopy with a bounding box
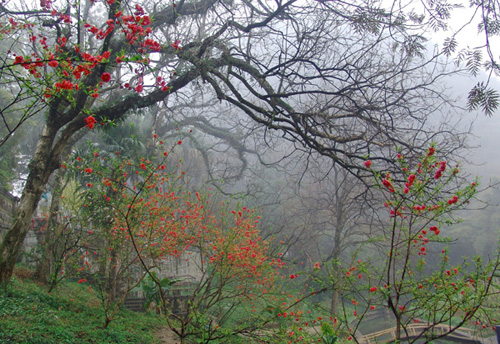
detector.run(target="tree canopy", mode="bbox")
[0,0,498,283]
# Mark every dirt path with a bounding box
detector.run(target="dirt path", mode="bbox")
[154,326,179,344]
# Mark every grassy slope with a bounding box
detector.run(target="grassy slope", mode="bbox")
[0,270,165,344]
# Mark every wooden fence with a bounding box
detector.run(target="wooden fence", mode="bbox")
[358,322,480,344]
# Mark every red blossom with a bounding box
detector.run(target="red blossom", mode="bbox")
[429,226,440,235]
[171,40,181,50]
[84,116,97,129]
[141,16,152,26]
[14,55,24,64]
[364,160,372,168]
[101,72,111,82]
[382,178,395,192]
[447,195,459,205]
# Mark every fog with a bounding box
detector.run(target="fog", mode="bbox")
[2,0,500,341]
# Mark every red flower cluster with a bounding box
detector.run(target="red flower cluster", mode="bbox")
[447,195,459,205]
[382,177,395,193]
[54,79,75,91]
[84,116,97,129]
[429,226,440,235]
[434,161,447,179]
[413,205,426,211]
[13,55,24,64]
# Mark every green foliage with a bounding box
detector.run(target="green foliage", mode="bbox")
[320,322,338,344]
[0,276,163,343]
[467,82,499,117]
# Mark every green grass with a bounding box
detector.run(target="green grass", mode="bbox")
[0,272,165,343]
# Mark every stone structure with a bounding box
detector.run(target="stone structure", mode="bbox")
[125,250,204,315]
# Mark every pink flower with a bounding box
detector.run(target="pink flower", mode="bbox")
[135,84,143,93]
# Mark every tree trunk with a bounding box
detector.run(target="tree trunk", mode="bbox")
[34,165,67,285]
[330,289,340,316]
[33,126,83,287]
[0,124,58,285]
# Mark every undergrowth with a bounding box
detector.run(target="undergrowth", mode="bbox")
[0,268,164,344]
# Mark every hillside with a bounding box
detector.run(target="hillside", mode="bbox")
[0,268,167,344]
